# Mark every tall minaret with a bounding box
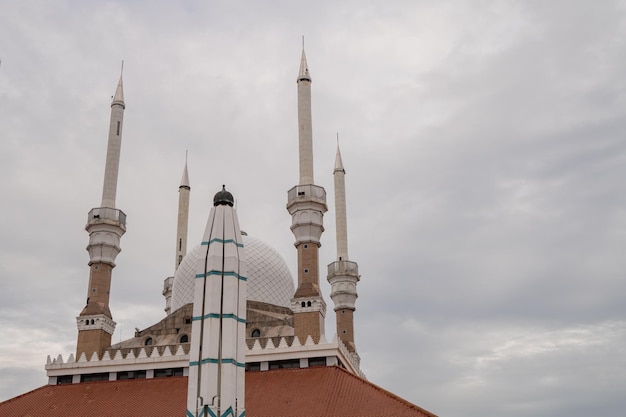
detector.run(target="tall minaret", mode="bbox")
[187,186,246,417]
[163,158,191,315]
[287,47,328,343]
[76,72,126,360]
[175,157,190,269]
[327,142,360,354]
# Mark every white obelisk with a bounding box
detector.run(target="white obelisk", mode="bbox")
[187,186,247,417]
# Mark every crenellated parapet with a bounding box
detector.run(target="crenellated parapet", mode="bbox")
[47,344,189,369]
[47,333,364,385]
[246,333,364,378]
[46,344,190,385]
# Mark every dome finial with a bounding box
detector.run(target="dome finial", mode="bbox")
[213,185,234,207]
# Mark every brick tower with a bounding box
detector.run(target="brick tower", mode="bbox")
[76,72,126,360]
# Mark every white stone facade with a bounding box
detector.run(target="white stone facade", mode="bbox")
[286,184,327,246]
[75,314,117,335]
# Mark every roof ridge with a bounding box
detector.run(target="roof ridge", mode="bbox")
[329,366,439,417]
[247,366,438,416]
[0,384,49,405]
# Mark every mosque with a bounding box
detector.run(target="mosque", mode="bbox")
[0,50,438,417]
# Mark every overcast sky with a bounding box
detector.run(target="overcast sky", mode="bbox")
[1,1,625,416]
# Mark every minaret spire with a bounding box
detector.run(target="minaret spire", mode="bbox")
[163,155,191,315]
[287,46,328,344]
[327,139,360,356]
[334,137,348,260]
[77,71,128,360]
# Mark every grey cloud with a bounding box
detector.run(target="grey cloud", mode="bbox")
[1,1,625,416]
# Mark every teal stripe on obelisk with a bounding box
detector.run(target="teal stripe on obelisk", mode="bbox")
[195,270,247,281]
[201,238,244,248]
[189,357,246,368]
[192,313,246,323]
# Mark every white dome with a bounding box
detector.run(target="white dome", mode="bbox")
[170,234,295,312]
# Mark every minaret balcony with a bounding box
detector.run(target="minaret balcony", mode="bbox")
[327,260,359,278]
[87,207,127,229]
[287,185,328,245]
[287,184,328,210]
[85,208,126,266]
[327,260,359,311]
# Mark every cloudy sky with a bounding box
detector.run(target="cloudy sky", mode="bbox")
[1,1,625,416]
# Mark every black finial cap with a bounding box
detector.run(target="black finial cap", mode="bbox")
[213,185,234,207]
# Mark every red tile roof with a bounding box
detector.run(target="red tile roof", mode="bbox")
[247,366,437,417]
[0,366,437,417]
[0,377,187,417]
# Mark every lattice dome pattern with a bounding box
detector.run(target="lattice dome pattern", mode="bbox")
[170,234,295,312]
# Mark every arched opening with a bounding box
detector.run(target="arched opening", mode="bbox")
[251,329,261,338]
[144,337,153,346]
[179,334,189,343]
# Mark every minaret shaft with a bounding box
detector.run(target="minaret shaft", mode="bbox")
[297,49,314,185]
[101,77,125,208]
[298,79,314,185]
[86,263,113,307]
[334,167,349,260]
[336,308,355,347]
[296,243,320,289]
